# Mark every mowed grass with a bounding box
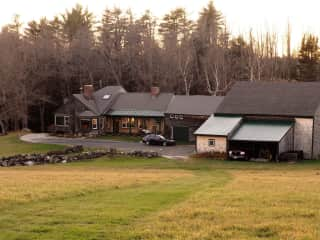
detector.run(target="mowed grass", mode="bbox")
[0,132,64,157]
[1,133,320,239]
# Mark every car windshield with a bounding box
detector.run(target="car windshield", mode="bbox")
[158,135,166,140]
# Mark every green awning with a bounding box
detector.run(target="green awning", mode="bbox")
[230,121,293,142]
[107,110,164,117]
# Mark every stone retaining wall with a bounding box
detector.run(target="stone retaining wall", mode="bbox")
[0,146,159,167]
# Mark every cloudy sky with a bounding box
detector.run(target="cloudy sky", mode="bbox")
[1,0,320,49]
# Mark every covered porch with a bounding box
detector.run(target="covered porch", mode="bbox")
[108,110,166,136]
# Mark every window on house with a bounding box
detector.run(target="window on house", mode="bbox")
[80,119,91,130]
[92,118,98,130]
[122,118,136,128]
[208,139,216,147]
[138,119,147,129]
[55,115,69,126]
[100,118,105,130]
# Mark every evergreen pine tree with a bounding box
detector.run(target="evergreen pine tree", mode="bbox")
[297,34,319,81]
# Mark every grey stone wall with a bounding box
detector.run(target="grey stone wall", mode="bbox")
[294,118,313,159]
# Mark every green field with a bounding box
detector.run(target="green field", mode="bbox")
[1,133,320,239]
[0,133,64,157]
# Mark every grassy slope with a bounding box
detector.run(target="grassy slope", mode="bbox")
[0,132,64,157]
[1,133,320,239]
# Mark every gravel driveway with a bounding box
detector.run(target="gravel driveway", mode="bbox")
[21,134,195,158]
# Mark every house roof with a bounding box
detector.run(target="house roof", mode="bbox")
[73,86,126,115]
[166,95,224,116]
[216,81,320,117]
[109,93,174,116]
[78,110,97,118]
[230,120,293,142]
[194,115,242,136]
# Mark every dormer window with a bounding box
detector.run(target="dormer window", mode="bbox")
[102,94,111,100]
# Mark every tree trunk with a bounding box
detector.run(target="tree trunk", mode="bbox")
[40,103,45,132]
[0,120,6,135]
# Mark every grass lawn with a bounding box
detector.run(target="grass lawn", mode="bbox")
[0,132,64,157]
[1,133,320,239]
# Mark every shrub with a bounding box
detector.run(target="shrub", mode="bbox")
[191,151,227,160]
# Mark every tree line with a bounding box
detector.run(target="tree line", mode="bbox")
[0,1,319,132]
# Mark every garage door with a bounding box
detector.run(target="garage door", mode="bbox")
[173,127,189,142]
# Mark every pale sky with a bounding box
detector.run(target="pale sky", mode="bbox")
[2,0,320,50]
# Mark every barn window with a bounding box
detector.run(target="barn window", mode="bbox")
[55,115,69,126]
[92,118,98,130]
[208,139,216,147]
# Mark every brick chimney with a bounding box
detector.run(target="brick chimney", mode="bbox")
[150,86,160,97]
[83,84,94,100]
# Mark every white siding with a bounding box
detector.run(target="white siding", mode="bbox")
[196,135,227,153]
[294,118,313,159]
[279,127,294,154]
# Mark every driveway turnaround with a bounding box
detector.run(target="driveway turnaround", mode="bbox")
[21,134,195,158]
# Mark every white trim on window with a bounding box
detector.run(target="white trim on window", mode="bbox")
[208,139,216,147]
[121,118,136,129]
[100,118,105,130]
[55,115,70,127]
[92,118,98,130]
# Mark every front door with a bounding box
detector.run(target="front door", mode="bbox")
[113,119,120,134]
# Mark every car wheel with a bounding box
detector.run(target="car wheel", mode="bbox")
[162,142,167,146]
[146,141,150,145]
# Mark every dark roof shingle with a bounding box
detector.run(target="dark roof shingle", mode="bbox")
[166,95,224,116]
[216,81,320,117]
[73,86,126,115]
[110,93,174,112]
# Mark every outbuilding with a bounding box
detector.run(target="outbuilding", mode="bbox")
[195,81,320,160]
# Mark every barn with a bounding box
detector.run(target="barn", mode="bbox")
[195,81,320,160]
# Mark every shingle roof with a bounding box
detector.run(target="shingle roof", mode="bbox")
[194,115,242,136]
[109,93,174,116]
[73,86,126,115]
[78,110,97,117]
[166,95,224,116]
[216,81,320,117]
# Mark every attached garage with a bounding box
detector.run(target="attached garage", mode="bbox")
[229,121,294,160]
[165,95,224,142]
[172,127,189,142]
